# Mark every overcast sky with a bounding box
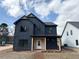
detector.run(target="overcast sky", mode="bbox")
[0,0,79,35]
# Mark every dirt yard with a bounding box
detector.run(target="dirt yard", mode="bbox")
[0,48,79,59]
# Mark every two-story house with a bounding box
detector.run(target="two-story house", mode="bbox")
[13,13,61,51]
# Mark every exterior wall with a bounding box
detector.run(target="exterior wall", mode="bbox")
[14,20,34,50]
[14,17,46,50]
[62,23,79,47]
[29,18,45,35]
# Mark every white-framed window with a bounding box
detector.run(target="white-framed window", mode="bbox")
[70,30,73,35]
[67,31,69,36]
[76,40,78,46]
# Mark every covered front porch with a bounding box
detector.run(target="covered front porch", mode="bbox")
[31,36,61,51]
[31,37,46,51]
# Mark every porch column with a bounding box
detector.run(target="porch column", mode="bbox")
[45,37,46,51]
[31,37,33,51]
[57,38,61,51]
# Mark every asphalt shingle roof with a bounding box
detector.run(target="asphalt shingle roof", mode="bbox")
[44,22,57,26]
[68,22,79,29]
[62,21,79,36]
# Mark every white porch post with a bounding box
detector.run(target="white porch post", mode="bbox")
[31,37,33,51]
[57,38,61,51]
[45,37,46,51]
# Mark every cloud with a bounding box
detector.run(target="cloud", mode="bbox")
[54,0,79,35]
[8,25,15,36]
[1,0,24,17]
[0,0,61,18]
[33,0,61,17]
[1,0,79,35]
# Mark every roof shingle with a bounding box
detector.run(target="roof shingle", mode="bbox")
[44,22,57,26]
[68,22,79,29]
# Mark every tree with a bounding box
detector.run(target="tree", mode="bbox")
[1,23,8,28]
[0,23,9,45]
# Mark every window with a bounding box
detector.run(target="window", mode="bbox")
[70,30,73,35]
[76,40,78,45]
[37,25,41,32]
[38,40,40,46]
[19,40,28,47]
[49,27,52,33]
[67,32,69,36]
[20,26,27,32]
[37,27,41,31]
[45,27,53,34]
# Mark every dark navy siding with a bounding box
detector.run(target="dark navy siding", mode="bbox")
[45,26,57,36]
[29,18,45,36]
[13,14,57,51]
[14,19,34,50]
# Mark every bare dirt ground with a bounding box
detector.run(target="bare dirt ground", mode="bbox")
[0,44,13,51]
[0,47,79,59]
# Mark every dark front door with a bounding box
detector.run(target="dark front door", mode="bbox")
[46,38,57,49]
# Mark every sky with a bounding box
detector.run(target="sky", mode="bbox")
[0,0,79,35]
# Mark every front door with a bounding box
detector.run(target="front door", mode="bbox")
[36,40,41,49]
[46,38,57,49]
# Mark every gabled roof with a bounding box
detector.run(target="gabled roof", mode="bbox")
[62,21,79,36]
[14,13,45,25]
[44,22,57,26]
[14,13,57,26]
[68,22,79,28]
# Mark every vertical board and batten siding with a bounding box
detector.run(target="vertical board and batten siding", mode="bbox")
[29,18,45,36]
[14,19,34,50]
[62,23,79,47]
[13,14,57,51]
[45,26,57,36]
[14,17,46,50]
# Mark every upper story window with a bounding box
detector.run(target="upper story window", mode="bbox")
[45,27,53,34]
[67,31,69,36]
[70,30,73,35]
[37,27,41,31]
[20,26,27,32]
[48,27,52,33]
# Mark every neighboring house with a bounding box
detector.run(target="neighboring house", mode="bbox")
[0,32,13,45]
[13,13,61,51]
[7,35,13,44]
[62,21,79,48]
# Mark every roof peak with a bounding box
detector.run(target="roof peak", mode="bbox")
[21,13,36,19]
